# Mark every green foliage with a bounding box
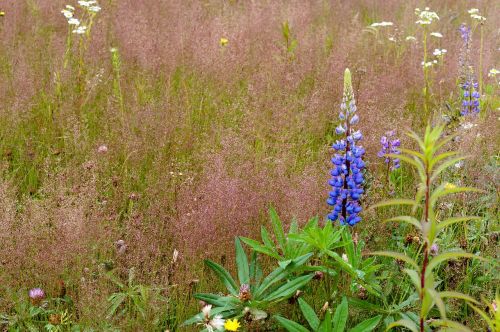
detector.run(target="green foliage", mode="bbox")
[275,297,382,332]
[371,125,486,331]
[183,237,314,325]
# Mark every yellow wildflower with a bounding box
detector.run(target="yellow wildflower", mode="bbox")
[220,37,229,47]
[444,183,457,190]
[224,318,241,331]
[0,11,5,16]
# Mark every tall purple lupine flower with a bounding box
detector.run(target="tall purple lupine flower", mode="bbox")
[458,24,480,116]
[378,130,401,172]
[327,69,365,226]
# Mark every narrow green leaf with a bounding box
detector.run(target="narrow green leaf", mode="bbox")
[204,260,238,295]
[428,319,473,332]
[427,252,487,275]
[274,316,310,332]
[298,298,320,331]
[369,199,418,210]
[265,274,314,302]
[332,297,348,332]
[269,207,287,253]
[430,156,467,182]
[240,237,281,260]
[403,269,421,292]
[384,216,422,230]
[437,216,481,232]
[439,291,480,304]
[235,237,250,285]
[428,288,446,319]
[348,315,382,332]
[385,319,419,332]
[369,251,418,269]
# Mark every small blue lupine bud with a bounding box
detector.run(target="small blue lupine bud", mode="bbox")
[336,125,346,134]
[378,130,401,171]
[350,114,359,125]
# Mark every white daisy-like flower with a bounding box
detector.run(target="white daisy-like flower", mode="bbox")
[488,68,499,77]
[208,315,225,332]
[61,9,73,18]
[202,305,212,318]
[89,5,101,12]
[68,18,80,25]
[430,32,443,38]
[405,36,416,41]
[72,26,87,34]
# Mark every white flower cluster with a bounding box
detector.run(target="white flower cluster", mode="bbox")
[421,60,438,68]
[370,21,394,27]
[415,7,439,25]
[405,36,416,42]
[433,48,447,57]
[61,1,100,35]
[430,32,442,38]
[468,8,486,22]
[488,68,499,77]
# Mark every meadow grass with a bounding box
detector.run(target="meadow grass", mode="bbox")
[0,0,498,331]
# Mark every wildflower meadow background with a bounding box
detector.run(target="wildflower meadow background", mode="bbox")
[0,0,498,331]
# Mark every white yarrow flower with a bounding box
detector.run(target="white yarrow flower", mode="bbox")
[470,13,486,22]
[68,18,80,25]
[72,26,87,34]
[468,8,479,14]
[61,9,73,18]
[488,68,499,77]
[370,21,393,27]
[415,7,439,25]
[89,5,101,12]
[433,48,447,56]
[78,1,90,7]
[405,36,416,41]
[430,32,443,38]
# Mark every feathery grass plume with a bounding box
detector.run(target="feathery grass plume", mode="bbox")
[327,68,365,226]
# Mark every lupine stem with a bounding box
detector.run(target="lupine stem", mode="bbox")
[342,122,351,220]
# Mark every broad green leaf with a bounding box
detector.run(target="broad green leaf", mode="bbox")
[265,274,314,302]
[332,297,348,332]
[384,216,422,230]
[426,252,486,276]
[369,199,418,210]
[385,319,419,332]
[369,251,418,269]
[298,298,320,330]
[318,310,332,332]
[193,293,238,308]
[348,315,382,332]
[204,260,238,295]
[235,237,250,285]
[261,226,275,249]
[346,298,386,313]
[274,316,310,332]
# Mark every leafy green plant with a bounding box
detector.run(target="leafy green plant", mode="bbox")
[184,238,314,325]
[371,125,486,332]
[281,20,298,60]
[106,268,167,327]
[275,297,382,332]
